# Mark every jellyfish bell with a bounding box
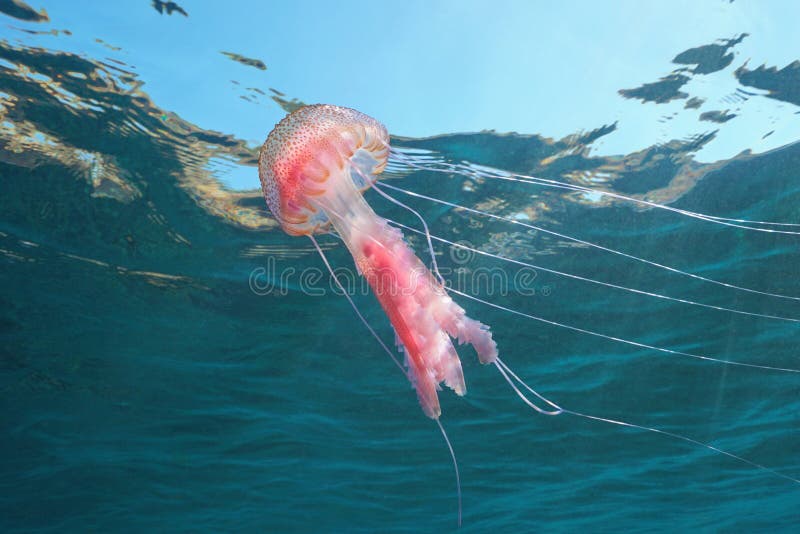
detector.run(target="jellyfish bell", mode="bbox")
[258,104,388,236]
[258,104,498,419]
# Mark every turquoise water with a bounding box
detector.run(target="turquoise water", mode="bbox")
[2,3,800,532]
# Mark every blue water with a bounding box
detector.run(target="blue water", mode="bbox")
[2,3,800,532]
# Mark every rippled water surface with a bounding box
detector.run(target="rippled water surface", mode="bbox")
[1,1,799,532]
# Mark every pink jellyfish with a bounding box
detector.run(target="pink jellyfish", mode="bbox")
[258,104,800,525]
[259,104,498,421]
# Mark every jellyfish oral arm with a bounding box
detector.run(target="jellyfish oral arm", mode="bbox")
[313,171,497,419]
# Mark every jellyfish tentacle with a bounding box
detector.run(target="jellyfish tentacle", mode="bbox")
[494,358,563,415]
[492,357,800,486]
[346,158,445,284]
[496,350,800,486]
[309,234,408,378]
[315,233,464,527]
[436,418,462,527]
[559,408,800,484]
[389,219,800,323]
[448,288,800,373]
[387,148,800,233]
[495,357,563,413]
[381,182,800,302]
[370,180,445,285]
[496,172,800,232]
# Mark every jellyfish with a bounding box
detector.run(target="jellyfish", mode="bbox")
[258,104,800,524]
[259,103,499,418]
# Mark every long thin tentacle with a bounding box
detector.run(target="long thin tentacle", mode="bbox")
[436,419,462,527]
[380,182,800,301]
[492,357,800,486]
[388,148,800,233]
[349,162,446,285]
[449,288,800,373]
[313,231,462,526]
[309,234,408,378]
[494,358,562,415]
[388,219,800,323]
[371,181,445,285]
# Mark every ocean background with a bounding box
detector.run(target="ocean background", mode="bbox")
[1,1,799,532]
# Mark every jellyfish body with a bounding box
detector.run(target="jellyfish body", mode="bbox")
[258,104,497,418]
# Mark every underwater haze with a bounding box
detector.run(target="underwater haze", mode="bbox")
[1,1,800,532]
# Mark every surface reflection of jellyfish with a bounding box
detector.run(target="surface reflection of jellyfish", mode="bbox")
[258,104,799,525]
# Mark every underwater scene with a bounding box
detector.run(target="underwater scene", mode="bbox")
[1,1,799,532]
